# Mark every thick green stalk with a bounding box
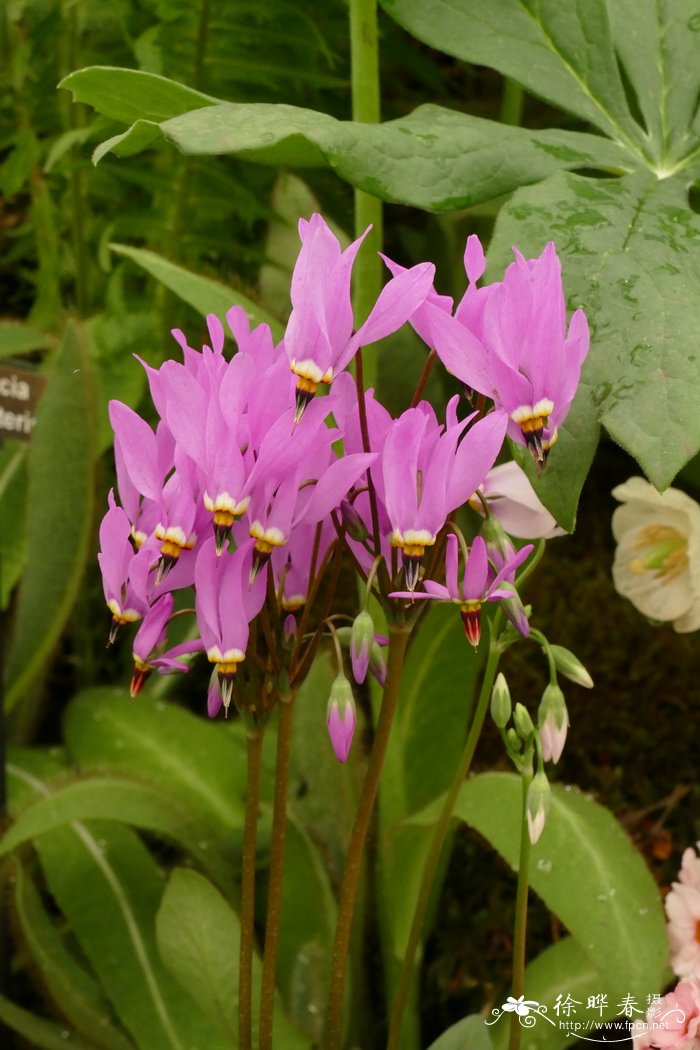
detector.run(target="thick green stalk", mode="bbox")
[259,694,296,1050]
[350,0,382,388]
[239,729,264,1050]
[509,770,533,1050]
[324,623,411,1050]
[500,78,524,126]
[387,614,504,1050]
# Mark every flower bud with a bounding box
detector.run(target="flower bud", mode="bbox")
[513,702,534,741]
[538,683,569,763]
[326,674,357,763]
[491,673,512,729]
[526,771,551,844]
[368,639,387,687]
[340,499,368,542]
[549,644,594,689]
[350,610,375,684]
[481,518,531,637]
[505,728,521,759]
[481,514,513,562]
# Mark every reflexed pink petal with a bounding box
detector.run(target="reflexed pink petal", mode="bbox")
[462,536,489,600]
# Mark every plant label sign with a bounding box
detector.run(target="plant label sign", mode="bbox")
[0,363,46,441]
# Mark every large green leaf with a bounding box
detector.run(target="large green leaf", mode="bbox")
[413,773,667,1004]
[490,170,700,491]
[272,814,337,1040]
[0,775,231,890]
[5,322,97,711]
[89,97,631,211]
[10,858,135,1050]
[380,0,646,150]
[156,868,310,1049]
[0,994,98,1050]
[7,757,229,1050]
[427,1015,494,1050]
[110,244,283,338]
[63,688,247,840]
[59,66,216,124]
[155,868,239,1040]
[0,320,53,358]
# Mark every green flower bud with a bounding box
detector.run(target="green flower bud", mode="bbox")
[538,683,568,764]
[549,644,594,689]
[491,672,512,729]
[526,770,551,844]
[513,702,534,741]
[350,610,375,685]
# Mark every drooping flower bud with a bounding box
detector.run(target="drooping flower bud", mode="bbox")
[350,610,375,684]
[549,644,594,689]
[326,674,357,763]
[526,771,551,844]
[513,702,534,742]
[368,639,387,687]
[340,499,368,543]
[490,672,512,729]
[538,683,569,763]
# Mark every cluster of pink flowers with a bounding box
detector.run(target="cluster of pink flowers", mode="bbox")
[632,845,700,1049]
[97,213,587,755]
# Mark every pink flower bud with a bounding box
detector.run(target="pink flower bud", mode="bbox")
[326,675,356,764]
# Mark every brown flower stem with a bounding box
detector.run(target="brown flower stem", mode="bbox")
[387,613,504,1050]
[410,349,437,408]
[259,692,296,1050]
[239,728,264,1050]
[324,623,411,1049]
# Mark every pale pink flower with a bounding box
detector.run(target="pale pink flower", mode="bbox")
[667,881,700,978]
[632,979,700,1049]
[679,846,700,892]
[477,461,565,540]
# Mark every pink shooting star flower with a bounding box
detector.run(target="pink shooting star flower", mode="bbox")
[194,538,266,711]
[285,213,435,420]
[391,534,532,647]
[382,235,495,377]
[129,593,203,696]
[272,519,336,614]
[380,401,507,589]
[109,400,201,580]
[425,241,589,473]
[98,491,155,642]
[246,440,375,581]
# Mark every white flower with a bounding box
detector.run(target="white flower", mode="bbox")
[611,477,700,632]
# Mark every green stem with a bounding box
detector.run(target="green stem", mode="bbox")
[509,769,534,1050]
[259,694,296,1050]
[240,729,264,1050]
[387,612,504,1050]
[500,78,524,126]
[350,0,382,388]
[324,623,411,1050]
